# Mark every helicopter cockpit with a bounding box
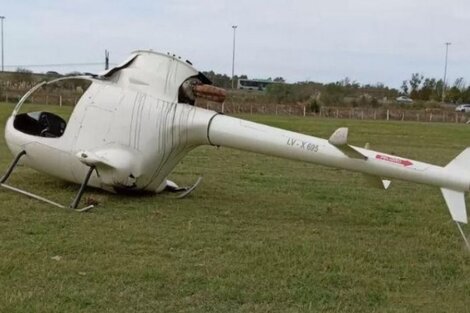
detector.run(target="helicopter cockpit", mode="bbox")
[13,111,66,138]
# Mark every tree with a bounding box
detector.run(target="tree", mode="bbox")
[446,86,461,103]
[401,80,409,95]
[16,67,32,74]
[454,77,466,91]
[202,71,249,88]
[418,78,436,100]
[12,67,34,85]
[409,73,423,98]
[461,86,470,103]
[339,77,351,86]
[433,79,444,101]
[266,83,291,103]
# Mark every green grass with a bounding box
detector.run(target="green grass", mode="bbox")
[1,103,470,312]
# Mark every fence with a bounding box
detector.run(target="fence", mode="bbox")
[1,90,81,107]
[2,89,468,124]
[201,102,469,124]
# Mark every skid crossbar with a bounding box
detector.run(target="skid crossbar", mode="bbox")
[0,151,95,212]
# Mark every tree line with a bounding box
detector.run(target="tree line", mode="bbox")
[3,67,470,107]
[401,73,470,103]
[201,71,284,89]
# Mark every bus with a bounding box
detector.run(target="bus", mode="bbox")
[237,79,275,91]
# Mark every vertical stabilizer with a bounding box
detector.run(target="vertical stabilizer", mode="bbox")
[441,188,467,224]
[445,148,470,176]
[442,148,470,224]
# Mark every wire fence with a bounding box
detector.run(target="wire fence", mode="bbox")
[2,89,469,124]
[201,102,470,124]
[2,90,81,107]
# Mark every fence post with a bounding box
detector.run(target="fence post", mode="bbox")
[46,94,49,105]
[416,113,419,121]
[303,106,306,117]
[401,112,404,121]
[59,95,62,107]
[429,113,432,122]
[361,110,364,120]
[373,110,376,120]
[386,109,390,121]
[275,105,278,115]
[336,109,339,118]
[5,92,8,103]
[221,102,225,113]
[250,104,252,115]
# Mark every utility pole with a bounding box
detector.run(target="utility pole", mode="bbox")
[105,49,109,70]
[0,16,5,72]
[231,25,238,89]
[442,42,451,103]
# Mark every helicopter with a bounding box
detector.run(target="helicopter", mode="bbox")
[1,50,469,248]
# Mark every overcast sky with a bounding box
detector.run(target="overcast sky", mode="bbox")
[2,0,470,88]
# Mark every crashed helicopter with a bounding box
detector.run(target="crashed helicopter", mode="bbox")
[2,50,470,246]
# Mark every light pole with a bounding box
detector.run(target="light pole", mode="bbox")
[442,42,451,102]
[0,16,5,72]
[231,25,237,89]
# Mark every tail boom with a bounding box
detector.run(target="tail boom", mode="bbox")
[207,114,470,223]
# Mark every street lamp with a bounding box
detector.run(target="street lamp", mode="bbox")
[0,16,5,72]
[231,25,237,89]
[442,42,451,102]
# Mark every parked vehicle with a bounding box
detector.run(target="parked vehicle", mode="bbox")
[46,71,60,76]
[455,104,470,113]
[396,96,413,104]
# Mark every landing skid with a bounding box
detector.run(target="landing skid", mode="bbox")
[0,151,95,212]
[166,177,203,199]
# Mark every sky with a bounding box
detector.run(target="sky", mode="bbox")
[2,0,470,88]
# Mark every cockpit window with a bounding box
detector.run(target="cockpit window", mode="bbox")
[13,112,66,138]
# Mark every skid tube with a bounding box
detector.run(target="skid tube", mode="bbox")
[0,151,95,212]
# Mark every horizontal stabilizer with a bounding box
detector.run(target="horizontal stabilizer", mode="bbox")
[75,148,141,172]
[76,150,116,168]
[441,188,467,224]
[328,127,366,159]
[363,174,391,189]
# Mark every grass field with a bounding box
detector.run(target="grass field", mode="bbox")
[1,102,470,312]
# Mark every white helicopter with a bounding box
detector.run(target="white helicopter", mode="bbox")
[2,51,225,211]
[2,50,470,248]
